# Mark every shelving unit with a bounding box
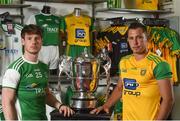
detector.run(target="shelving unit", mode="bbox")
[24,0,106,4]
[24,0,106,17]
[0,4,31,24]
[95,8,173,18]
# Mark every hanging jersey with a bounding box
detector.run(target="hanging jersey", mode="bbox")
[104,26,132,76]
[119,52,172,120]
[2,56,48,120]
[0,24,23,84]
[135,0,158,10]
[61,14,95,46]
[147,26,179,84]
[27,13,61,46]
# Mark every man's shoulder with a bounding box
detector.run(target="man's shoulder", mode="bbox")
[146,52,166,65]
[8,57,24,70]
[38,60,49,69]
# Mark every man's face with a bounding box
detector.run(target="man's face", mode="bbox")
[127,28,148,54]
[21,33,42,55]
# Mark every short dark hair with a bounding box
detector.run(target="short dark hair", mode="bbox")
[128,22,147,33]
[21,24,43,39]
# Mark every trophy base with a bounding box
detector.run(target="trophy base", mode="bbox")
[71,92,97,109]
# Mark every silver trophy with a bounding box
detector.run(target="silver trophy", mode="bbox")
[71,48,100,109]
[58,48,111,110]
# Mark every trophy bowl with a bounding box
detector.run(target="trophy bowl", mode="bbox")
[70,52,100,109]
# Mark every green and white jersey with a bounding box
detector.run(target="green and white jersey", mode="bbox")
[27,13,61,46]
[0,24,23,85]
[2,56,49,120]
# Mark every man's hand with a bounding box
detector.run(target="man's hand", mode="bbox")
[90,105,109,115]
[58,105,75,117]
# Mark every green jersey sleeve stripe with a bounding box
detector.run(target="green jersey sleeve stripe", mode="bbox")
[150,55,161,63]
[17,61,25,71]
[13,59,24,70]
[12,57,23,69]
[147,54,163,64]
[147,56,159,64]
[149,54,163,62]
[12,58,24,70]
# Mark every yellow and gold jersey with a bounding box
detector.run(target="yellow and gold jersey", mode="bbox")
[135,0,158,10]
[61,14,94,46]
[119,52,172,120]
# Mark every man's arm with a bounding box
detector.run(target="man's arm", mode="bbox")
[2,88,18,120]
[103,78,123,109]
[45,88,74,117]
[156,78,174,120]
[45,88,61,109]
[90,78,123,114]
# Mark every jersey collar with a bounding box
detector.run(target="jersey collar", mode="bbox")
[22,56,39,64]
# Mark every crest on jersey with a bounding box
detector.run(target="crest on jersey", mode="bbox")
[140,68,147,76]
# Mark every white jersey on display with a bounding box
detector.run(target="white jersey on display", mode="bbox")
[0,24,23,84]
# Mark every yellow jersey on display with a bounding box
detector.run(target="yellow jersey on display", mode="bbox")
[119,52,172,120]
[61,14,94,46]
[136,0,158,10]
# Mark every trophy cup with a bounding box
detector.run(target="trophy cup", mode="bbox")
[58,48,112,112]
[70,48,100,110]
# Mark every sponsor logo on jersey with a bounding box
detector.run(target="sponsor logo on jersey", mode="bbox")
[120,42,128,49]
[75,29,86,39]
[119,42,129,53]
[124,89,141,97]
[124,78,141,97]
[26,74,33,78]
[26,83,38,89]
[124,78,139,90]
[5,49,19,55]
[140,68,147,76]
[47,27,58,33]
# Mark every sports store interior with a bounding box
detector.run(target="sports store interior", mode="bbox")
[0,0,180,120]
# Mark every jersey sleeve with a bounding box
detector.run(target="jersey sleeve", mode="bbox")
[2,69,20,89]
[60,16,66,33]
[91,18,96,32]
[153,61,172,80]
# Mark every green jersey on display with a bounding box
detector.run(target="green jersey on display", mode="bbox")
[2,56,49,120]
[27,13,61,46]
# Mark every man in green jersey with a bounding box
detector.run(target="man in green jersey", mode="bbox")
[90,22,174,120]
[1,24,74,120]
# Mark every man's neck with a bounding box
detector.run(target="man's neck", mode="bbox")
[23,53,38,62]
[134,50,148,61]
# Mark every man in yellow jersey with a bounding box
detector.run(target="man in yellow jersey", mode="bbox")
[90,22,174,120]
